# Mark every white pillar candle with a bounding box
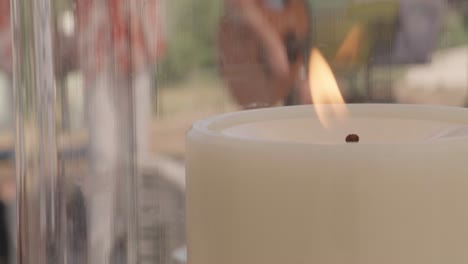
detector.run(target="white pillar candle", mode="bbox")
[187,104,468,264]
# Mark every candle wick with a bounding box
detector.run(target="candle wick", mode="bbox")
[346,134,360,143]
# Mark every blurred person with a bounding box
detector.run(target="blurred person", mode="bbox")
[76,0,166,156]
[75,0,165,263]
[220,0,310,108]
[220,0,445,106]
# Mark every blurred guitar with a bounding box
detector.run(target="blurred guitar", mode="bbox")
[218,0,310,108]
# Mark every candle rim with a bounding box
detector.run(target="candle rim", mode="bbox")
[188,104,468,146]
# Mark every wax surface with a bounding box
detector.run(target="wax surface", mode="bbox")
[223,117,468,144]
[187,105,468,264]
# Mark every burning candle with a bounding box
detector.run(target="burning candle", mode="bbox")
[186,49,468,264]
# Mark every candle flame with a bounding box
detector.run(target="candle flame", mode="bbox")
[309,48,348,128]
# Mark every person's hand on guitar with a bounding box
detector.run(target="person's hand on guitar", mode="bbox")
[227,0,290,79]
[219,0,310,108]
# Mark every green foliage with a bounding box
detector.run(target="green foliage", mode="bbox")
[156,0,223,85]
[437,9,468,50]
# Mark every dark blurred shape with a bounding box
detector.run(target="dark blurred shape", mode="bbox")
[0,201,8,264]
[66,186,87,264]
[284,31,303,63]
[373,0,445,64]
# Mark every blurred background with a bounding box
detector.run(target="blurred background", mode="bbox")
[3,0,468,263]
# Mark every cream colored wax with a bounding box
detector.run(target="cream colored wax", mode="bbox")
[186,105,468,264]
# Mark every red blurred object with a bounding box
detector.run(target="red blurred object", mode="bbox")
[0,1,12,75]
[75,0,167,76]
